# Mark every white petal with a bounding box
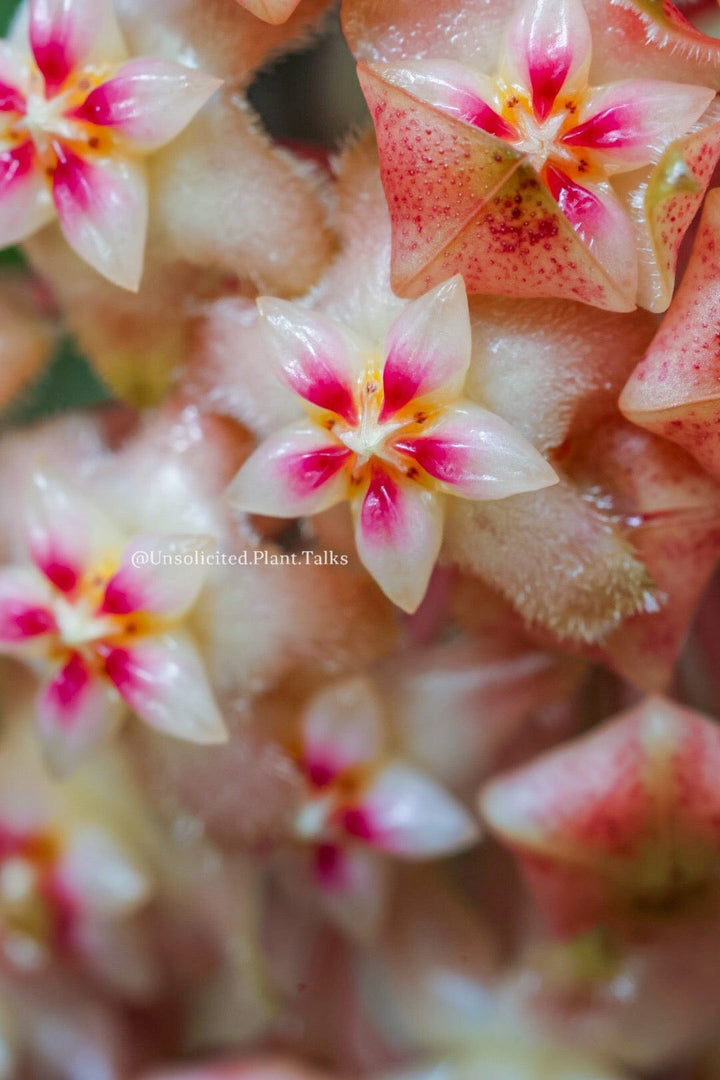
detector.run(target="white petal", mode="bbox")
[301,677,385,785]
[73,58,221,152]
[502,0,592,121]
[59,826,150,917]
[0,141,55,248]
[353,467,444,613]
[258,297,366,423]
[29,0,126,95]
[381,276,471,420]
[359,763,481,857]
[314,845,390,941]
[395,402,558,500]
[565,79,715,173]
[227,422,352,519]
[101,534,213,617]
[103,631,228,744]
[24,470,123,593]
[52,146,148,290]
[37,654,123,775]
[0,566,55,652]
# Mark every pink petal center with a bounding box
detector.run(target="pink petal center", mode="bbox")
[1,603,56,640]
[285,359,358,425]
[49,653,90,722]
[31,39,71,97]
[100,579,138,616]
[529,55,571,123]
[395,435,468,486]
[314,843,346,889]
[544,164,605,241]
[286,444,352,497]
[359,467,404,542]
[562,103,637,150]
[338,806,375,842]
[0,83,26,114]
[40,558,79,594]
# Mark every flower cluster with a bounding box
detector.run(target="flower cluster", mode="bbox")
[0,0,719,1078]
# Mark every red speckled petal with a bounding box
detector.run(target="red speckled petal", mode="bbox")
[621,188,720,477]
[358,63,636,310]
[481,697,720,936]
[375,60,517,140]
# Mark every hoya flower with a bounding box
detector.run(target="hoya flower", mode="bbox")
[285,678,480,936]
[347,0,720,311]
[0,471,227,772]
[481,697,720,938]
[0,0,221,290]
[229,276,557,612]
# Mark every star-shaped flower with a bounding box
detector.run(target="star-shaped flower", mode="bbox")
[0,471,227,772]
[286,677,480,937]
[481,697,720,938]
[228,276,557,612]
[349,0,720,311]
[0,0,221,290]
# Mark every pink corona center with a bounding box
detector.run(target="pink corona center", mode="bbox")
[295,362,449,503]
[0,827,73,958]
[1,60,120,185]
[6,546,163,706]
[294,746,378,851]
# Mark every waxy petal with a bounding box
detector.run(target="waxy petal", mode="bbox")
[258,299,365,424]
[0,141,55,248]
[544,167,637,300]
[354,466,444,613]
[0,567,55,649]
[301,677,385,786]
[481,697,720,936]
[102,632,228,745]
[52,147,148,291]
[358,63,636,310]
[376,60,517,141]
[29,0,126,96]
[228,422,352,519]
[563,79,714,171]
[37,654,122,774]
[354,763,480,856]
[25,471,122,593]
[0,43,30,108]
[59,827,150,918]
[503,0,592,121]
[314,845,389,940]
[101,534,213,618]
[381,276,472,421]
[395,403,558,499]
[72,58,221,153]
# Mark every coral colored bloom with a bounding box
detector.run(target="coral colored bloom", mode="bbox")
[0,471,227,772]
[289,678,480,934]
[351,0,719,310]
[0,0,220,289]
[229,276,557,611]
